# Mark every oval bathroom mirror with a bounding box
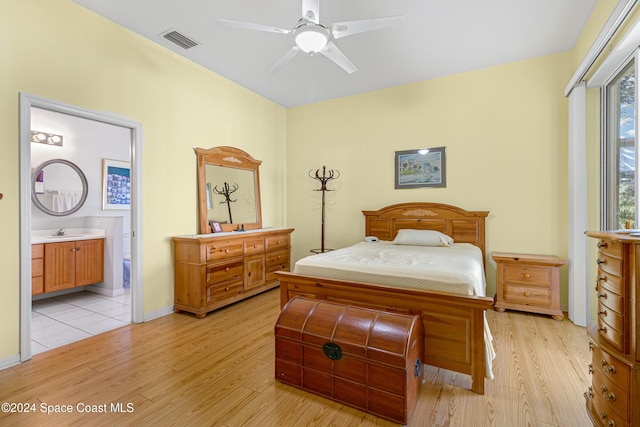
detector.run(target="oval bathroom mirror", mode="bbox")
[31,159,88,216]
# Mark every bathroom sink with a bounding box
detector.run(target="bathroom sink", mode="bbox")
[46,234,89,239]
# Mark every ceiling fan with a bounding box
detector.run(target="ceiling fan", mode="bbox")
[217,0,402,74]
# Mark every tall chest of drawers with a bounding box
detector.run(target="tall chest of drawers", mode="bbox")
[585,231,640,427]
[172,228,294,318]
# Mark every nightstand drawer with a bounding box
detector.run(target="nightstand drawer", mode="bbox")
[503,265,552,285]
[503,284,551,307]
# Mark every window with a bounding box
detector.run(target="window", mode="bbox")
[603,58,636,229]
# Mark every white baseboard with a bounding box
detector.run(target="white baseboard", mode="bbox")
[0,354,21,371]
[143,306,174,322]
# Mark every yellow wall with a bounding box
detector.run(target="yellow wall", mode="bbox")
[0,0,623,363]
[0,0,287,360]
[287,53,572,300]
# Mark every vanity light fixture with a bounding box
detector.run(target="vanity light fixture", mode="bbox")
[31,131,63,147]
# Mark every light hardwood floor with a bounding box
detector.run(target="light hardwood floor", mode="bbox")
[0,288,592,426]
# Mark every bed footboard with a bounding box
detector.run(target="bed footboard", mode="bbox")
[276,271,493,394]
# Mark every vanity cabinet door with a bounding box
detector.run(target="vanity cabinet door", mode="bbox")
[75,239,104,286]
[44,239,104,292]
[44,241,77,292]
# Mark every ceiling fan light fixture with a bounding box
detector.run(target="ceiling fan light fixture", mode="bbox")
[294,24,329,53]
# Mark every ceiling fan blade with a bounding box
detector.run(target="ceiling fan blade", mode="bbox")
[319,42,357,74]
[217,19,290,34]
[269,46,301,73]
[302,0,320,23]
[331,15,403,39]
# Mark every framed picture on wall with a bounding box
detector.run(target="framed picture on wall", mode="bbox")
[394,147,446,189]
[102,159,131,209]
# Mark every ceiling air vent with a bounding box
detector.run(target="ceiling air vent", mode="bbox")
[161,30,199,50]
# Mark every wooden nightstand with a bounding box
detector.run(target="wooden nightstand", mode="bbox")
[492,252,566,320]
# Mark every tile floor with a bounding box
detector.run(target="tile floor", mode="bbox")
[31,290,131,355]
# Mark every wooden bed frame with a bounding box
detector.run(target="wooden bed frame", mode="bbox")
[276,202,493,394]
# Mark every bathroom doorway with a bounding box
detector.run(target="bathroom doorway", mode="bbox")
[19,94,143,361]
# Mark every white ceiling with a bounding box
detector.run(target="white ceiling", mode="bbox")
[72,0,598,108]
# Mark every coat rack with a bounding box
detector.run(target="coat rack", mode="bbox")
[213,182,239,224]
[309,166,340,253]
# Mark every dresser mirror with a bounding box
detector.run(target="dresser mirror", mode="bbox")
[196,146,262,233]
[31,159,88,216]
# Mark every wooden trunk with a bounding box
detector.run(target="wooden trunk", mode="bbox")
[274,296,424,425]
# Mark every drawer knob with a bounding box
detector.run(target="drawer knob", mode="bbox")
[588,363,593,374]
[606,392,616,401]
[608,420,616,427]
[607,365,616,374]
[596,259,605,265]
[224,286,230,291]
[225,249,229,253]
[599,309,607,316]
[225,267,230,272]
[524,291,530,297]
[598,292,608,299]
[597,242,608,249]
[523,273,530,279]
[599,326,608,333]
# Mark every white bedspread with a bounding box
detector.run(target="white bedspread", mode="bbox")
[294,241,495,379]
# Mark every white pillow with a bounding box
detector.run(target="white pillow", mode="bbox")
[392,229,454,247]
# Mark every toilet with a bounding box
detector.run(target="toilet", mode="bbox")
[123,233,131,289]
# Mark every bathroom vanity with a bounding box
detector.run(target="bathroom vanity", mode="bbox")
[31,230,105,295]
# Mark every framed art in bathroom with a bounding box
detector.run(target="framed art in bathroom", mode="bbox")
[102,159,131,210]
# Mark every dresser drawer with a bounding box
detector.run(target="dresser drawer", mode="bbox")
[597,286,624,315]
[598,270,624,296]
[503,265,552,285]
[596,252,623,277]
[597,239,624,259]
[267,249,290,271]
[208,281,244,302]
[206,241,244,262]
[598,302,625,334]
[244,238,265,255]
[206,260,244,285]
[266,234,290,251]
[592,368,629,421]
[591,390,630,427]
[591,342,631,390]
[503,284,551,307]
[598,318,625,353]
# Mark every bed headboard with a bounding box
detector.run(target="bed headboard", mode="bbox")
[362,202,490,261]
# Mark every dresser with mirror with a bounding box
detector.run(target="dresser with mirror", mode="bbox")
[172,146,294,318]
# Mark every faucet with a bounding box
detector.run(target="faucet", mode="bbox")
[56,227,65,236]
